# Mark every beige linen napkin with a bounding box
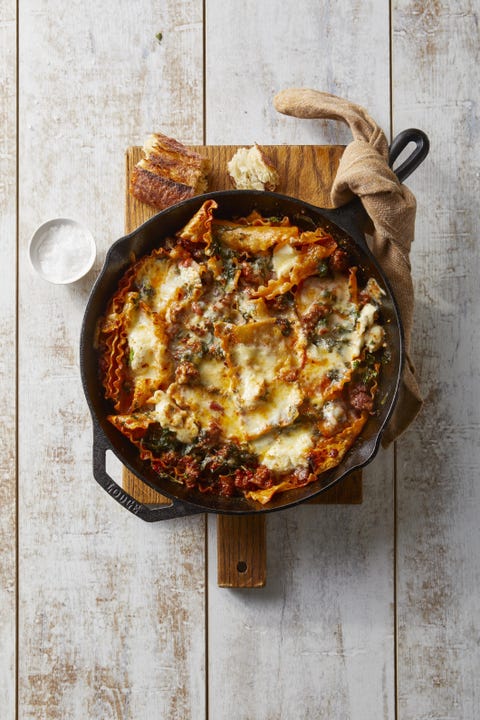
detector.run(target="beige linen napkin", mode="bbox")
[274,88,423,444]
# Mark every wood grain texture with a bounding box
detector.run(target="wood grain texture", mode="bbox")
[205,0,391,147]
[393,1,480,717]
[12,0,479,716]
[205,2,395,718]
[17,2,206,718]
[217,515,266,588]
[0,2,17,718]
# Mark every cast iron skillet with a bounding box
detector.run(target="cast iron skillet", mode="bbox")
[80,129,429,521]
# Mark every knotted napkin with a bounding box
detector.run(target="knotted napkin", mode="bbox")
[274,88,422,444]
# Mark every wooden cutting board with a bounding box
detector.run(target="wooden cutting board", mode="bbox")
[122,144,362,587]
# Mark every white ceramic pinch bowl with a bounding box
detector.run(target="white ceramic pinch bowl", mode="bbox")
[29,218,96,284]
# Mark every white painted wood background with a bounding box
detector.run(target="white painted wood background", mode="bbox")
[1,0,478,717]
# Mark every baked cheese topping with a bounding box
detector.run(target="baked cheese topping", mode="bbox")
[97,200,388,504]
[251,423,315,473]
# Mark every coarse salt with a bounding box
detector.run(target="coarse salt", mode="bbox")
[30,219,96,284]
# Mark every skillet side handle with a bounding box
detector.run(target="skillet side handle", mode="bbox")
[388,128,430,183]
[92,424,202,522]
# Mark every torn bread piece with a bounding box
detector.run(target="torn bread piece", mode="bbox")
[227,144,279,191]
[130,132,210,210]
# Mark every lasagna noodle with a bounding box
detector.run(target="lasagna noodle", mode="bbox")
[100,290,145,412]
[108,412,155,461]
[247,412,368,505]
[310,412,368,473]
[212,220,299,253]
[253,235,337,299]
[102,330,130,412]
[98,262,147,410]
[245,479,306,505]
[239,211,291,227]
[291,228,336,247]
[176,199,217,251]
[300,344,353,408]
[98,250,172,410]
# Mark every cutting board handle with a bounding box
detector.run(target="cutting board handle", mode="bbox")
[217,515,267,588]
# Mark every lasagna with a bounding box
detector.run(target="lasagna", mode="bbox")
[97,200,388,504]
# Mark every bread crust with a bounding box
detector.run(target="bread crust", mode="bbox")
[129,166,197,209]
[130,132,210,209]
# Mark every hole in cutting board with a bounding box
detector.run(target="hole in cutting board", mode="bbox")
[237,561,248,573]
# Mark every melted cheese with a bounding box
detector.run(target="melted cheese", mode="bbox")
[169,383,245,441]
[251,423,314,472]
[272,242,301,278]
[364,277,385,303]
[149,389,199,443]
[124,303,171,407]
[138,256,202,316]
[235,295,270,323]
[127,311,164,379]
[364,324,385,352]
[340,302,378,362]
[240,383,303,439]
[296,275,353,316]
[322,399,347,431]
[218,319,305,410]
[197,357,230,392]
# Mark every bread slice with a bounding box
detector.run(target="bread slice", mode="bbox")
[130,133,210,209]
[227,144,279,191]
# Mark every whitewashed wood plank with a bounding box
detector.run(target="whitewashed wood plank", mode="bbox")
[205,1,395,717]
[0,2,17,719]
[17,2,206,718]
[208,458,395,720]
[392,1,480,718]
[205,0,391,147]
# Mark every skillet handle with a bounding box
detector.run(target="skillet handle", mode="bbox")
[92,424,202,522]
[388,128,430,183]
